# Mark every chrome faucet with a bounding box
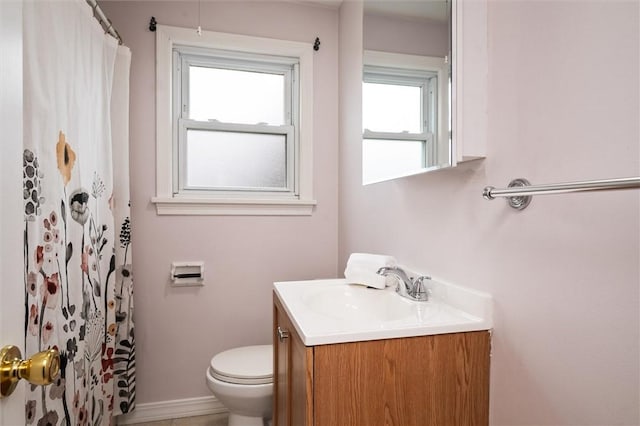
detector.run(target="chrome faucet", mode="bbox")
[376,266,431,301]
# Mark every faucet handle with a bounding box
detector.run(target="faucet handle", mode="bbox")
[411,276,432,301]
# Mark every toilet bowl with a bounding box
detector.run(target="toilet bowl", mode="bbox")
[206,344,273,426]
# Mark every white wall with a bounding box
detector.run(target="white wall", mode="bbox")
[339,1,639,425]
[100,1,340,404]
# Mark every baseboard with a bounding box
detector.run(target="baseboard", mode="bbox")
[116,395,228,424]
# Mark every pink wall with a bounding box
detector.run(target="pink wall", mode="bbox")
[340,1,639,425]
[104,0,639,423]
[100,1,340,404]
[364,12,448,57]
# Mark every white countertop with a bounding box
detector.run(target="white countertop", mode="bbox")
[274,278,493,346]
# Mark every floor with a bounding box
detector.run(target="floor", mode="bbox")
[129,413,229,426]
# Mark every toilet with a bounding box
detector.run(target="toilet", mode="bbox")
[205,344,273,426]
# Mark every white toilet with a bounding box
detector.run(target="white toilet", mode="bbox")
[205,344,273,426]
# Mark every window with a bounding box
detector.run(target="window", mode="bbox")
[153,25,315,215]
[362,51,447,185]
[175,47,297,194]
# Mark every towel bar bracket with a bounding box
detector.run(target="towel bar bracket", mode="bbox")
[507,178,531,210]
[482,178,532,210]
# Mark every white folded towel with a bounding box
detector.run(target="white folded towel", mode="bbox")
[346,253,397,267]
[344,253,397,289]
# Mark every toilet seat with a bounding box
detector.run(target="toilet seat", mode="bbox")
[209,345,273,385]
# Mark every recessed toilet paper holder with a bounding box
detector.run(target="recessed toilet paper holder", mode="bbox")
[171,261,204,286]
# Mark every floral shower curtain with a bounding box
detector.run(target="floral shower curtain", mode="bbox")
[23,1,135,425]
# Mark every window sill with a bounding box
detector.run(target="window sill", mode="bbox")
[151,197,317,216]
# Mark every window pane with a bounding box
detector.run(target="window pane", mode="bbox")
[362,139,424,184]
[185,129,287,190]
[362,82,421,133]
[189,66,285,125]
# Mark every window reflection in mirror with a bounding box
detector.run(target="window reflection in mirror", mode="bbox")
[362,0,451,185]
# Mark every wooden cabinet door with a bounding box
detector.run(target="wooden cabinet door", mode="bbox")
[289,319,313,426]
[273,297,291,426]
[313,331,490,426]
[274,295,314,426]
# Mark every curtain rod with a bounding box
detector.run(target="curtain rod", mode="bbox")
[86,0,123,45]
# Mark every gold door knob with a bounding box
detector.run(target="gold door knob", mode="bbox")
[0,345,60,399]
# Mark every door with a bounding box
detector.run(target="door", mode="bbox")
[0,0,26,424]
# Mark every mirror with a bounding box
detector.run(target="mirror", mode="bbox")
[362,0,451,184]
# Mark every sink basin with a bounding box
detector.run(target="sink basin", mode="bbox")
[274,278,493,346]
[301,284,418,322]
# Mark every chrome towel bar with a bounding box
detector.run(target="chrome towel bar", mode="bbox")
[483,177,640,210]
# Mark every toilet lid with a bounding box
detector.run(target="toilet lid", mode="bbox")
[209,345,273,385]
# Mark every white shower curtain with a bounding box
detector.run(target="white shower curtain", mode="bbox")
[23,1,135,424]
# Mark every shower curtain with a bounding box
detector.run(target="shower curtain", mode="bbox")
[23,1,135,424]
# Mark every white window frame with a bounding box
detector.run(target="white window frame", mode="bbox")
[363,65,438,168]
[363,50,449,181]
[153,25,315,215]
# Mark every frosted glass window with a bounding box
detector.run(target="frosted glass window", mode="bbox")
[363,139,424,184]
[185,130,287,190]
[363,82,422,133]
[172,46,301,196]
[189,66,285,125]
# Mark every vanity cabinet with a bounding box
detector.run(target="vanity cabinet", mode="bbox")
[273,294,491,426]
